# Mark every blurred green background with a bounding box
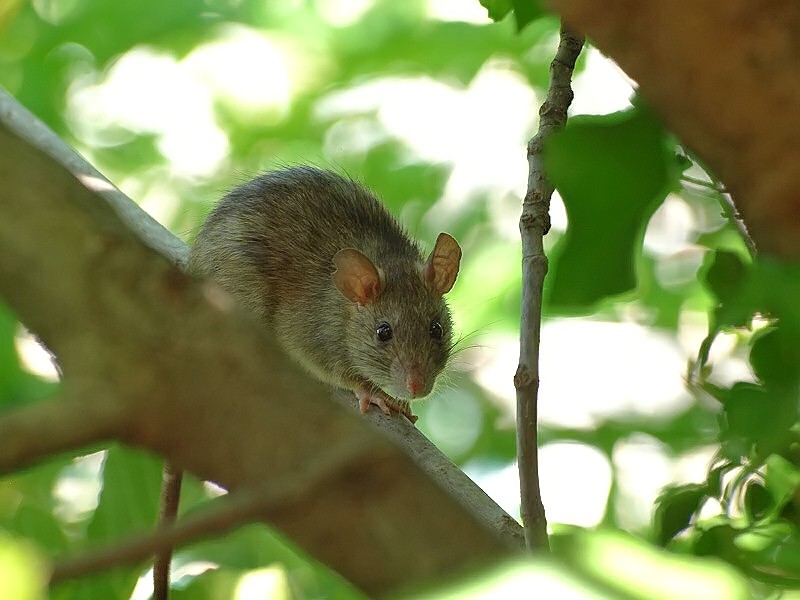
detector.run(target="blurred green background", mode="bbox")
[2,0,799,598]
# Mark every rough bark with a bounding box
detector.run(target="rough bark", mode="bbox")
[516,25,583,552]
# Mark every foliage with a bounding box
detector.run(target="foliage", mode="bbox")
[0,0,799,598]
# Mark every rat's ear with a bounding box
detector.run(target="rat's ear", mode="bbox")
[423,233,461,296]
[333,249,383,306]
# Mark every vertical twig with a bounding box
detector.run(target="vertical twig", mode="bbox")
[153,463,183,600]
[515,24,584,551]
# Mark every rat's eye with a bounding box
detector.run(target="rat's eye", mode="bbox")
[430,319,443,341]
[376,322,393,342]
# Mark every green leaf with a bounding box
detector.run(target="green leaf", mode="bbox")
[743,482,771,521]
[0,535,46,600]
[764,454,800,511]
[735,523,800,585]
[749,259,800,328]
[722,383,797,456]
[87,446,162,543]
[171,568,244,600]
[654,484,707,545]
[511,0,543,32]
[750,326,800,387]
[705,257,800,332]
[694,524,740,563]
[479,0,513,22]
[701,250,752,329]
[544,106,673,308]
[68,445,164,599]
[11,503,69,557]
[703,251,747,306]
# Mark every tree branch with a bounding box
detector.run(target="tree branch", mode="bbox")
[0,87,521,596]
[50,438,373,585]
[516,25,584,552]
[0,389,123,472]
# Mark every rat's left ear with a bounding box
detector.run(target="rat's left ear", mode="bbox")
[423,233,461,296]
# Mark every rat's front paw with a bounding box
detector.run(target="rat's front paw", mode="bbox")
[355,387,418,423]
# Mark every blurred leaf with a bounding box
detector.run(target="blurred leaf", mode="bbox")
[750,259,800,328]
[554,526,750,600]
[479,0,513,22]
[721,383,797,456]
[0,535,46,600]
[764,454,800,511]
[87,446,161,542]
[703,255,800,333]
[675,152,693,172]
[479,0,543,30]
[743,482,771,522]
[701,250,751,329]
[703,251,747,307]
[0,305,21,403]
[706,462,734,499]
[67,445,163,598]
[654,484,707,546]
[694,524,740,563]
[511,0,543,32]
[735,523,800,585]
[170,568,243,600]
[750,326,800,387]
[636,254,687,329]
[180,524,364,599]
[0,303,59,410]
[545,105,674,309]
[11,503,68,557]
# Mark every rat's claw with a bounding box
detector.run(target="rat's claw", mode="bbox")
[357,390,371,414]
[355,387,418,423]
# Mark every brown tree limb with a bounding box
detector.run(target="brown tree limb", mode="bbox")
[548,0,800,259]
[0,88,521,596]
[516,25,584,552]
[50,438,372,585]
[0,389,123,471]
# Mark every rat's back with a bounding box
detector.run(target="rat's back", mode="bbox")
[190,166,420,330]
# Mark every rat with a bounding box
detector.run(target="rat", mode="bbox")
[189,166,462,421]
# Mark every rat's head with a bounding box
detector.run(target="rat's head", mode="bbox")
[333,233,462,401]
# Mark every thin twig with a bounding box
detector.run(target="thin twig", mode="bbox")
[680,168,757,258]
[717,192,758,258]
[515,24,584,552]
[153,463,183,600]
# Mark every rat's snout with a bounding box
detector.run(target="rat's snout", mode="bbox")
[406,374,423,397]
[404,366,431,398]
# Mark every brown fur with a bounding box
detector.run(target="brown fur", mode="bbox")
[190,167,460,403]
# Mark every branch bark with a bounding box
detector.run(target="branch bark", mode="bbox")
[516,26,584,552]
[0,88,522,596]
[548,0,800,259]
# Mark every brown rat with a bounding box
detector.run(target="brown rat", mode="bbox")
[190,166,461,421]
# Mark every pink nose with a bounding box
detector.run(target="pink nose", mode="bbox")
[406,376,423,396]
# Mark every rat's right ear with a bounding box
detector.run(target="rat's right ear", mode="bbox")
[423,233,461,297]
[333,249,382,306]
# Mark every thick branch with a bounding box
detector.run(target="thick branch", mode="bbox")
[0,390,123,470]
[51,438,374,584]
[0,89,521,596]
[549,0,800,258]
[516,26,584,551]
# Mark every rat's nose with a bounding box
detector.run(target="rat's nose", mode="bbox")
[406,373,424,397]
